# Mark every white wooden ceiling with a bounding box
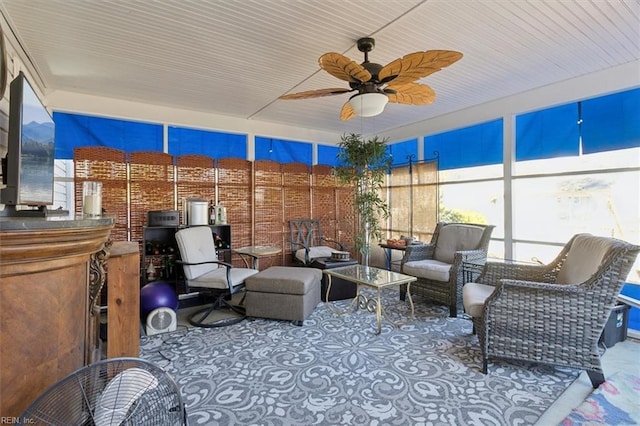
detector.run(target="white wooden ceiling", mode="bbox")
[0,0,638,136]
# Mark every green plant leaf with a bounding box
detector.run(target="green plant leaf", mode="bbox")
[333,133,392,258]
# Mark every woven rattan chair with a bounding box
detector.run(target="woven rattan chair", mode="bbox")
[462,233,640,387]
[400,222,494,317]
[289,218,345,265]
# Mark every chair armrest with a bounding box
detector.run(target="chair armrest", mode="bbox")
[320,236,344,251]
[485,279,583,319]
[485,279,585,321]
[475,261,556,285]
[453,249,487,265]
[402,243,435,263]
[176,259,234,269]
[453,249,488,282]
[290,241,305,250]
[289,242,311,264]
[176,259,234,290]
[497,278,581,294]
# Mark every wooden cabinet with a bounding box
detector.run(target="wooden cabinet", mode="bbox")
[0,217,114,417]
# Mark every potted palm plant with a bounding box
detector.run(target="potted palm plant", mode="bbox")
[334,133,391,266]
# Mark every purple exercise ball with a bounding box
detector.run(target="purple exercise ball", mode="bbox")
[140,281,179,319]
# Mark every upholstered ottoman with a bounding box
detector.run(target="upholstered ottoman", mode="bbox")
[245,266,322,325]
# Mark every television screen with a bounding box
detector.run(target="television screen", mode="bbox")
[1,72,55,207]
[18,75,55,205]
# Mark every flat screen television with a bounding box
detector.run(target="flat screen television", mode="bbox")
[1,71,56,216]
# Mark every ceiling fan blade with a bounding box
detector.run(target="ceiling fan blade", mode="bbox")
[378,50,463,86]
[279,87,351,100]
[386,83,436,105]
[340,101,356,121]
[319,52,372,83]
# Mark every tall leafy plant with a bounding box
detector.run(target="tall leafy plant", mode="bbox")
[334,133,391,266]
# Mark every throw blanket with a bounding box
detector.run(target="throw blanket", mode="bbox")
[561,372,640,425]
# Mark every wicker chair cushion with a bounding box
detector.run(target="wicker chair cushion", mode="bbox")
[462,282,496,317]
[189,267,257,290]
[175,226,219,280]
[434,225,485,264]
[402,259,451,282]
[295,246,335,264]
[556,233,613,284]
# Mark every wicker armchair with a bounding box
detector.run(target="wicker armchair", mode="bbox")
[462,233,640,387]
[400,222,495,317]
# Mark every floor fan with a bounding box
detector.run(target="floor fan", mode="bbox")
[20,357,186,425]
[146,307,177,335]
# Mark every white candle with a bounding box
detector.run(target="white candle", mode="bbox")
[83,194,102,216]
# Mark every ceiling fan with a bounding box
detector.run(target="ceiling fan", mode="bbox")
[279,37,463,121]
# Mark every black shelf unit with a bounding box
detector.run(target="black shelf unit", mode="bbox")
[142,224,231,294]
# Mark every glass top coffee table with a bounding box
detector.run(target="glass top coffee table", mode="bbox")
[323,264,417,334]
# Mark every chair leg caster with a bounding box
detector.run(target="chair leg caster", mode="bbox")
[292,320,303,326]
[482,359,488,374]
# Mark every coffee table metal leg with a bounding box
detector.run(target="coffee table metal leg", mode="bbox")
[325,274,331,304]
[325,276,359,315]
[406,282,415,323]
[376,289,383,334]
[325,276,416,334]
[380,282,415,329]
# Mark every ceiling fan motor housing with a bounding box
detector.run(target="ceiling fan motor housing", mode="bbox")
[349,81,386,96]
[357,37,375,53]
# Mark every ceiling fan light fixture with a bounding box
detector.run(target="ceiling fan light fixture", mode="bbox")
[348,92,388,117]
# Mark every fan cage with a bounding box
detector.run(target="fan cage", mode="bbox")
[147,307,178,335]
[20,357,185,425]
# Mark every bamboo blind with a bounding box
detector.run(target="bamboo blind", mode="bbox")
[73,147,431,270]
[129,151,175,244]
[335,186,356,257]
[254,160,284,265]
[412,161,439,242]
[176,155,216,224]
[311,165,341,251]
[73,147,128,241]
[389,166,411,239]
[282,163,312,264]
[387,160,438,243]
[217,158,252,266]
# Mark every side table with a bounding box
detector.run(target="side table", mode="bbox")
[310,257,359,301]
[234,245,281,269]
[379,243,406,271]
[379,243,425,271]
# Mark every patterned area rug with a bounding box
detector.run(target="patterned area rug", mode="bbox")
[561,372,640,425]
[140,290,578,425]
